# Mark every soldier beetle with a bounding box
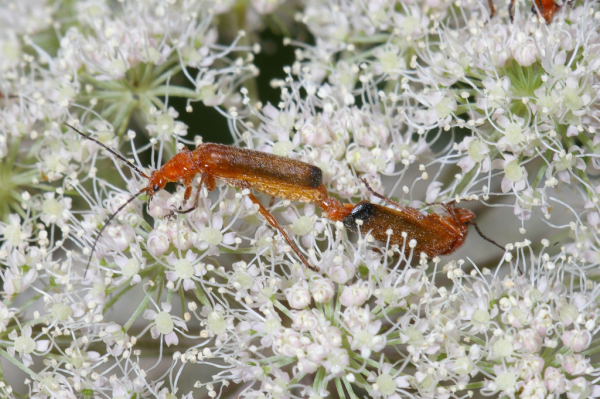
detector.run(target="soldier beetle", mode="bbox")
[488,0,562,23]
[342,178,505,259]
[66,123,354,274]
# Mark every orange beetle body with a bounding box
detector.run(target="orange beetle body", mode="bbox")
[343,201,476,258]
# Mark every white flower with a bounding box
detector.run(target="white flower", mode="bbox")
[113,251,145,285]
[326,254,356,284]
[0,302,16,332]
[144,302,188,346]
[561,330,591,352]
[545,367,568,393]
[372,45,406,79]
[510,31,538,67]
[272,328,304,357]
[165,250,205,290]
[2,261,38,297]
[146,226,170,257]
[40,192,72,227]
[0,214,31,248]
[561,354,590,375]
[457,137,491,173]
[7,325,50,367]
[285,281,311,309]
[31,372,77,399]
[322,347,349,377]
[495,155,528,193]
[552,147,586,183]
[291,310,319,331]
[310,276,334,303]
[339,281,372,307]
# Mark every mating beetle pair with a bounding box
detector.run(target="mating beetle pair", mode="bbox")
[67,124,501,274]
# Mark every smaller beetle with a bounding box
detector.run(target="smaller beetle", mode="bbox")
[342,178,504,258]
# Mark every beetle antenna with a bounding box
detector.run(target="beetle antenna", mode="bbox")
[468,221,522,274]
[83,189,146,276]
[65,123,150,180]
[360,177,403,209]
[468,221,504,251]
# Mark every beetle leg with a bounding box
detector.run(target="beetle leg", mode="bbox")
[243,187,318,273]
[203,174,216,191]
[489,0,496,19]
[173,186,203,215]
[183,185,193,203]
[166,174,209,218]
[439,202,461,226]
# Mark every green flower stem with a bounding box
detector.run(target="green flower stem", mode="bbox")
[531,149,550,189]
[347,360,372,389]
[0,350,4,384]
[373,305,404,321]
[193,286,212,309]
[334,378,346,398]
[582,342,600,357]
[146,85,200,99]
[474,359,501,372]
[214,247,257,254]
[468,336,487,346]
[385,339,402,345]
[334,376,346,398]
[0,348,37,378]
[335,283,343,318]
[263,13,291,37]
[348,34,390,44]
[151,64,183,88]
[123,271,164,332]
[288,371,307,385]
[342,375,361,399]
[17,292,45,312]
[148,58,182,83]
[561,126,595,198]
[179,285,186,318]
[463,381,485,390]
[112,98,136,137]
[273,299,294,320]
[79,74,124,90]
[347,347,389,371]
[104,264,159,310]
[548,345,572,368]
[313,366,326,392]
[268,357,298,369]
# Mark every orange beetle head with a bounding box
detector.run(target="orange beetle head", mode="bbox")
[455,208,476,224]
[145,171,167,199]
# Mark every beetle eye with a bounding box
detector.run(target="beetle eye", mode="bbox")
[153,185,160,192]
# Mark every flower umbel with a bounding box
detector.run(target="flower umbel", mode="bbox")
[2,0,600,398]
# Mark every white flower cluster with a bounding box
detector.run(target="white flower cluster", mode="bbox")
[2,0,600,398]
